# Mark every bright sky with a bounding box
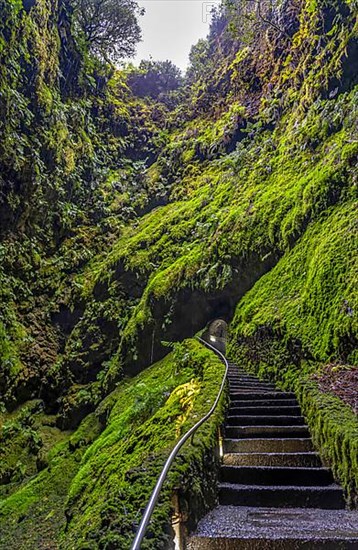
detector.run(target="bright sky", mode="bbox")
[133,0,219,72]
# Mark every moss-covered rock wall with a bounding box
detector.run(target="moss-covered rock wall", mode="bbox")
[0,0,357,545]
[0,339,226,548]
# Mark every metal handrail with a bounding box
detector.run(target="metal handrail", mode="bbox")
[130,336,229,550]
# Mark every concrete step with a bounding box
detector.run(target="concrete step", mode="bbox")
[225,425,310,439]
[229,376,273,385]
[219,483,345,509]
[229,405,302,416]
[229,380,256,383]
[229,384,275,388]
[229,392,294,400]
[188,506,358,549]
[229,383,275,393]
[227,415,305,426]
[232,374,260,378]
[233,367,256,377]
[228,377,269,383]
[230,398,298,407]
[223,451,322,467]
[189,535,358,549]
[224,438,314,453]
[229,383,275,387]
[221,466,334,486]
[230,394,278,399]
[232,379,273,384]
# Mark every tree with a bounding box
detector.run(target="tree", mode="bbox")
[127,60,183,100]
[72,0,143,63]
[186,39,212,83]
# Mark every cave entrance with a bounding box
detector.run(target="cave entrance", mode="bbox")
[202,319,228,354]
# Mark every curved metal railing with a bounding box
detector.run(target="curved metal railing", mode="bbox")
[130,336,229,550]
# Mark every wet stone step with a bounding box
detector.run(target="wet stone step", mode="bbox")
[229,382,276,391]
[229,374,260,380]
[220,465,334,486]
[229,378,276,387]
[229,379,267,383]
[219,483,346,509]
[189,535,358,549]
[229,392,295,400]
[233,376,267,381]
[229,378,276,388]
[229,392,278,398]
[229,381,273,386]
[229,392,272,399]
[228,377,269,383]
[228,375,261,379]
[229,406,302,415]
[229,380,276,385]
[227,415,305,426]
[188,506,358,550]
[224,438,314,454]
[230,391,282,398]
[223,451,322,467]
[225,425,310,439]
[230,398,299,407]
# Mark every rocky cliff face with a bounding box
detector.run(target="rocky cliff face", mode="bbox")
[0,0,167,419]
[0,0,357,547]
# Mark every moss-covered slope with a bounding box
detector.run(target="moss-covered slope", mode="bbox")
[0,339,226,549]
[1,0,356,421]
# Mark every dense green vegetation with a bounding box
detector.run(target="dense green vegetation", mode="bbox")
[0,0,357,547]
[0,339,226,548]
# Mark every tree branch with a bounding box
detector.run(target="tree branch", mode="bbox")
[256,0,292,40]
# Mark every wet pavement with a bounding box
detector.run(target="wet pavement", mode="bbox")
[191,505,358,540]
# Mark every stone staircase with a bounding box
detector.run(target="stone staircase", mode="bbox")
[188,363,358,549]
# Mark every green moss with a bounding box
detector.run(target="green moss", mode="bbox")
[298,378,358,508]
[81,88,357,372]
[0,446,83,549]
[63,339,225,549]
[229,202,357,363]
[0,321,23,381]
[0,411,101,549]
[0,340,226,548]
